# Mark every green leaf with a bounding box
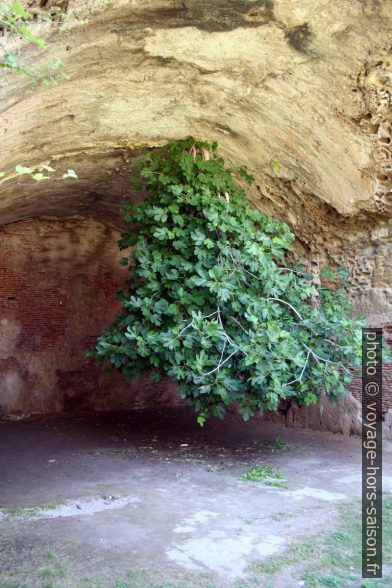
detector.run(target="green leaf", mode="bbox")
[10,2,29,18]
[320,267,336,279]
[197,414,207,427]
[153,227,167,241]
[15,164,33,175]
[32,172,49,181]
[18,25,47,48]
[271,160,282,173]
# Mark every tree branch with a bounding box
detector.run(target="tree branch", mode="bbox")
[267,297,303,320]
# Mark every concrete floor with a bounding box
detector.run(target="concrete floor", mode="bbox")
[0,407,391,588]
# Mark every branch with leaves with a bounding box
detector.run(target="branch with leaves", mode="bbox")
[0,164,78,183]
[89,137,368,425]
[0,1,69,84]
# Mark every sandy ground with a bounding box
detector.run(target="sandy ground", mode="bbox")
[0,407,391,588]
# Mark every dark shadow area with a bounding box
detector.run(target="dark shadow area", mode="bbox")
[0,405,364,508]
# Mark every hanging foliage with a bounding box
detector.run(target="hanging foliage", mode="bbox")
[90,137,364,425]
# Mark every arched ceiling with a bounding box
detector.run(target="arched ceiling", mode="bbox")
[0,0,391,319]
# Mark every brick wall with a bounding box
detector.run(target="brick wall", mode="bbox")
[0,216,390,421]
[0,217,182,414]
[349,324,392,414]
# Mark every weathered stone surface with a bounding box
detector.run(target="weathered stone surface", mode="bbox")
[0,0,391,428]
